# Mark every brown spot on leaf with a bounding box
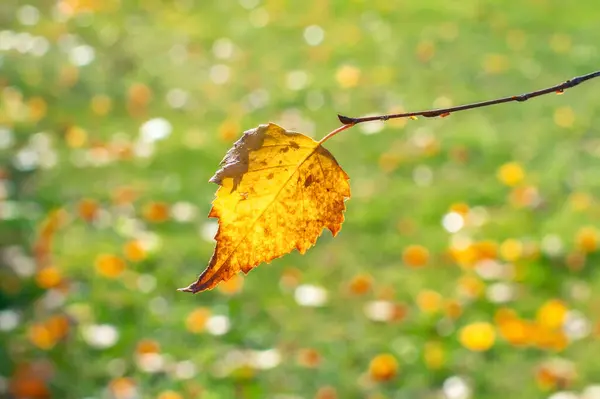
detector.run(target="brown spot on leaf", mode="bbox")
[304,175,314,188]
[290,141,300,149]
[267,173,274,180]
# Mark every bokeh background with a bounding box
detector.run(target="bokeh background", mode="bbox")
[2,0,600,398]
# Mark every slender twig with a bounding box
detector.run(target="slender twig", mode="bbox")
[319,123,355,144]
[337,70,600,125]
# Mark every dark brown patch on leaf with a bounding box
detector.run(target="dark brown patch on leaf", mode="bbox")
[304,175,314,188]
[290,141,300,149]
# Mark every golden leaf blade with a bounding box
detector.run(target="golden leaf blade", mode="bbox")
[180,123,350,293]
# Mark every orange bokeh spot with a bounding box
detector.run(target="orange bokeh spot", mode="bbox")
[109,377,137,399]
[9,363,50,399]
[218,274,244,295]
[136,339,160,355]
[368,353,399,382]
[77,198,99,222]
[348,273,373,295]
[458,275,485,299]
[297,348,322,368]
[473,240,498,260]
[532,325,568,351]
[280,267,302,288]
[35,266,62,289]
[46,314,70,340]
[112,186,138,205]
[402,245,430,268]
[494,307,518,324]
[315,386,338,399]
[142,202,170,223]
[185,308,211,333]
[444,299,463,320]
[497,318,530,346]
[28,324,56,350]
[95,254,126,278]
[123,240,146,262]
[459,322,496,352]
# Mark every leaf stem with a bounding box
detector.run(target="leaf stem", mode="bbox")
[337,70,600,125]
[319,122,356,144]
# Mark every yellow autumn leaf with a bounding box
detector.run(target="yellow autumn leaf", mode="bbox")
[180,123,350,293]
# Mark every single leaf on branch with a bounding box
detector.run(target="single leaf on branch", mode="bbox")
[180,123,350,293]
[181,70,600,293]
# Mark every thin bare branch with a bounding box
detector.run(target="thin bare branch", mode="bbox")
[337,70,600,125]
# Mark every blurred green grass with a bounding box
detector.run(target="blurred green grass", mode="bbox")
[2,0,600,398]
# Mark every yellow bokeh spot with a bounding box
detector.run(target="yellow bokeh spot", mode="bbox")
[368,353,399,382]
[550,34,571,54]
[506,29,526,50]
[497,162,525,187]
[424,341,445,369]
[568,192,592,212]
[28,96,47,122]
[459,322,496,352]
[536,299,567,330]
[554,106,575,128]
[66,126,88,148]
[219,120,240,142]
[157,390,183,399]
[576,226,599,253]
[416,289,442,313]
[450,202,469,216]
[416,40,435,63]
[185,307,211,333]
[483,54,509,75]
[91,95,113,116]
[335,65,361,88]
[35,266,62,289]
[499,238,522,262]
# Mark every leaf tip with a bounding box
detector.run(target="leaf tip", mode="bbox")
[177,283,201,294]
